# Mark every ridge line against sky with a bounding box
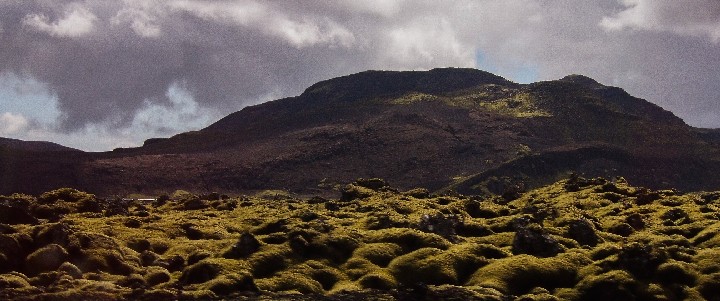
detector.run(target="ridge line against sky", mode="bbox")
[1,0,719,152]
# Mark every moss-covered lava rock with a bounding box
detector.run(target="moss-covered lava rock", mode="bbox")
[2,176,720,300]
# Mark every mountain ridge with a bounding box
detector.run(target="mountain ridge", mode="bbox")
[0,137,79,153]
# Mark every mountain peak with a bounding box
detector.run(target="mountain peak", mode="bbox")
[301,68,516,102]
[559,74,603,87]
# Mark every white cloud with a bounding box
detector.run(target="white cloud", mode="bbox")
[129,81,215,136]
[0,112,29,135]
[382,16,474,69]
[112,6,162,38]
[270,17,355,48]
[167,0,355,48]
[168,0,266,25]
[601,0,720,42]
[336,0,405,17]
[23,5,97,38]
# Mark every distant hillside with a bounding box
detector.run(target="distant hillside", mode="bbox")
[0,137,78,152]
[2,68,720,195]
[694,128,720,146]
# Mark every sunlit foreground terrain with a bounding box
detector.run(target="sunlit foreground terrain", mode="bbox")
[2,176,720,300]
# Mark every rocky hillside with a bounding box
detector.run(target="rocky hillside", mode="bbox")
[2,68,720,196]
[2,177,720,300]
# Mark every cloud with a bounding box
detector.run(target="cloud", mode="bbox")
[0,81,218,152]
[335,0,406,17]
[381,16,474,69]
[0,112,29,135]
[0,72,60,123]
[601,0,720,42]
[23,4,97,37]
[1,0,720,151]
[167,0,355,48]
[111,6,161,38]
[167,0,266,25]
[129,81,216,137]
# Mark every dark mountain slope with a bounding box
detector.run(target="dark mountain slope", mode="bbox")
[0,140,85,194]
[0,137,78,152]
[132,68,514,154]
[2,68,720,195]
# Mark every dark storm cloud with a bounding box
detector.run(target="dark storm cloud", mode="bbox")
[1,1,177,129]
[0,0,366,131]
[1,0,720,150]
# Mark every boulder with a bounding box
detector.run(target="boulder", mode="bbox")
[512,225,563,257]
[180,261,221,284]
[58,261,83,279]
[223,233,261,258]
[25,244,68,275]
[567,219,600,247]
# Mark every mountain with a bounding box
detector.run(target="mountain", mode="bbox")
[0,138,86,195]
[2,68,720,196]
[0,137,78,152]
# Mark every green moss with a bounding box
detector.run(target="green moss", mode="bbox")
[257,271,324,294]
[144,267,171,287]
[306,234,360,263]
[0,273,31,289]
[341,257,380,281]
[341,184,375,201]
[366,228,451,252]
[0,193,34,205]
[171,190,196,201]
[73,247,139,275]
[473,232,516,248]
[284,260,345,291]
[589,243,621,261]
[179,258,249,285]
[38,188,94,203]
[696,273,720,300]
[178,289,217,300]
[357,270,398,290]
[389,92,438,105]
[248,245,291,278]
[387,248,451,285]
[387,244,488,286]
[328,280,362,293]
[656,260,698,285]
[471,92,552,118]
[691,223,720,247]
[352,243,404,266]
[572,270,640,301]
[471,243,512,259]
[14,177,720,299]
[516,292,561,301]
[692,248,720,274]
[180,261,221,284]
[201,272,258,296]
[466,252,590,295]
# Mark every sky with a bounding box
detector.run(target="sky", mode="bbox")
[0,0,719,152]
